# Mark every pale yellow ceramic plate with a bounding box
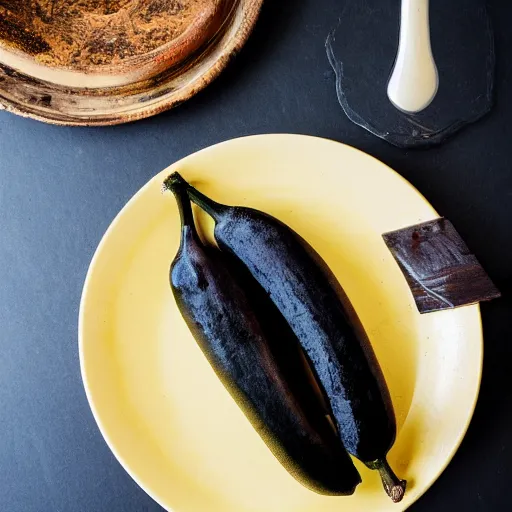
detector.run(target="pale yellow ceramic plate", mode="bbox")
[79,135,482,512]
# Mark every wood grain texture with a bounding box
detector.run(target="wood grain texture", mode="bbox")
[0,0,263,125]
[383,218,501,314]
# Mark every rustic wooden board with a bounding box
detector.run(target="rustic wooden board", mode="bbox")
[0,0,263,125]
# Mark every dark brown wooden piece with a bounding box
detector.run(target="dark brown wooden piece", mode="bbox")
[383,218,500,314]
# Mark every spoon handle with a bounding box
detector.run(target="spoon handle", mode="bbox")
[387,0,438,113]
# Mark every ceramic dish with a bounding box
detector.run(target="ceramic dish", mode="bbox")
[79,134,482,511]
[0,0,262,125]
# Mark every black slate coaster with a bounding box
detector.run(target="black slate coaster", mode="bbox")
[326,0,494,148]
[383,219,500,313]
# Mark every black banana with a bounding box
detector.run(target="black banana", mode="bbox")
[164,177,361,496]
[171,172,407,503]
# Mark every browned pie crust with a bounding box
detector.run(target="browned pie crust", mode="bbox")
[0,0,263,125]
[0,0,231,81]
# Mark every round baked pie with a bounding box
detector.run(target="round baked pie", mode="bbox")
[0,0,232,86]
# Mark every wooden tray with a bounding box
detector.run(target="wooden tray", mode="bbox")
[0,0,262,125]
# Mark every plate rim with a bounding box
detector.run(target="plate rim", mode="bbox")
[79,134,483,511]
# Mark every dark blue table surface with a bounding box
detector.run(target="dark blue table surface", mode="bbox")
[1,1,511,510]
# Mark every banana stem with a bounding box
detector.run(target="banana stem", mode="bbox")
[165,172,227,221]
[366,458,406,503]
[164,176,194,229]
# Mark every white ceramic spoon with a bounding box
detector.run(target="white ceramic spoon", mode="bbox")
[387,0,438,113]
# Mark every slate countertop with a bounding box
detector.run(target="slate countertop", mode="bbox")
[0,1,510,510]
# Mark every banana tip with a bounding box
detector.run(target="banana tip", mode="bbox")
[163,171,187,193]
[390,481,406,503]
